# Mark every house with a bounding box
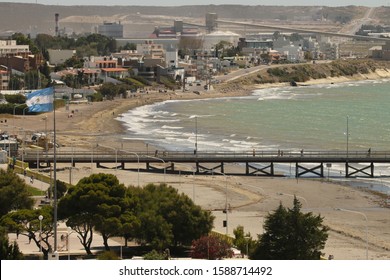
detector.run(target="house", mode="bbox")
[85,56,128,80]
[371,41,390,60]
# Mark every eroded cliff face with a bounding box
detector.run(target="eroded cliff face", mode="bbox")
[214,60,390,94]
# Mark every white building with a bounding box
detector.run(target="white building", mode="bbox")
[0,40,29,56]
[165,45,178,68]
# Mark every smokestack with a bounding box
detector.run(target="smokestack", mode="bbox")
[55,13,59,36]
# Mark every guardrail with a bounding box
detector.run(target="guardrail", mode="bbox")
[19,149,390,161]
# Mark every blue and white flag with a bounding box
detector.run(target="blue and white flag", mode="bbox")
[26,87,54,112]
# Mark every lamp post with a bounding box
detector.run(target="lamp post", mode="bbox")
[12,103,24,136]
[346,115,349,159]
[214,171,229,235]
[195,116,198,155]
[66,227,75,260]
[145,155,166,184]
[224,174,228,235]
[120,150,140,186]
[335,208,368,259]
[177,163,196,202]
[38,215,43,252]
[23,107,29,118]
[91,143,98,173]
[97,144,117,174]
[42,115,48,160]
[245,234,250,258]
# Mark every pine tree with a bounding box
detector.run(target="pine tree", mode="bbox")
[250,197,329,260]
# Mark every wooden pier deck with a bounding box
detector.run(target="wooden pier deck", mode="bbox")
[19,150,390,178]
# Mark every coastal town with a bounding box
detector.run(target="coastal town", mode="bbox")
[1,3,390,266]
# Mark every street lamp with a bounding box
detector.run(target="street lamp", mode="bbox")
[346,115,349,159]
[66,227,75,260]
[335,208,368,260]
[12,103,24,135]
[23,107,29,118]
[97,144,117,174]
[177,163,196,202]
[195,116,198,155]
[245,234,251,257]
[90,143,98,173]
[213,171,229,235]
[38,215,43,252]
[42,115,48,160]
[120,150,140,186]
[145,155,166,184]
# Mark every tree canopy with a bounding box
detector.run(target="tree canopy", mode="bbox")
[128,183,214,250]
[0,206,54,259]
[58,174,214,254]
[250,197,329,260]
[190,235,233,260]
[58,173,127,253]
[0,169,34,217]
[0,226,24,260]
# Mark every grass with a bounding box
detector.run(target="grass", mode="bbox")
[27,185,46,196]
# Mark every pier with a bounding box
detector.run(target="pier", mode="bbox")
[18,149,390,178]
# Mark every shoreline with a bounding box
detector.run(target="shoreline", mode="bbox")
[3,68,390,260]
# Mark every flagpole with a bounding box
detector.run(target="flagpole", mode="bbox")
[53,89,58,258]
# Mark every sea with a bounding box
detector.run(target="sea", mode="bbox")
[118,79,390,195]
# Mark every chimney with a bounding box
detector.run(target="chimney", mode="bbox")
[55,13,59,36]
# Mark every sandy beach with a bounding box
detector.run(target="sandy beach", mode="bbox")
[3,72,390,260]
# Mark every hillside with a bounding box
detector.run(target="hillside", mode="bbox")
[0,3,373,37]
[215,59,390,93]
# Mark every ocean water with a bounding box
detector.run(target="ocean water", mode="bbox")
[119,78,390,153]
[118,79,390,193]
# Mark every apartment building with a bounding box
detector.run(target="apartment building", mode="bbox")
[0,69,9,90]
[0,40,29,56]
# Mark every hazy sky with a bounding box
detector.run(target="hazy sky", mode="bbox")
[3,1,390,7]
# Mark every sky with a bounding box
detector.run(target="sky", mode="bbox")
[2,1,389,7]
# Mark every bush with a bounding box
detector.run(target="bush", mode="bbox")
[143,249,168,260]
[191,235,233,260]
[96,251,120,260]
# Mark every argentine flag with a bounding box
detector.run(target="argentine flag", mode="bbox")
[26,87,54,112]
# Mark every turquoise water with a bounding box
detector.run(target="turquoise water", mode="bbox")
[120,78,390,153]
[119,79,390,193]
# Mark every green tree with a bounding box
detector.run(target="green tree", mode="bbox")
[99,83,117,100]
[190,235,233,260]
[132,184,214,249]
[96,250,120,260]
[0,206,54,259]
[58,173,127,253]
[0,169,34,217]
[0,226,24,260]
[12,33,39,54]
[143,249,167,260]
[233,225,255,257]
[118,43,136,51]
[8,75,24,90]
[4,94,26,105]
[215,40,233,58]
[250,197,329,260]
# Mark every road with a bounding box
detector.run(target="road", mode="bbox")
[338,7,376,35]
